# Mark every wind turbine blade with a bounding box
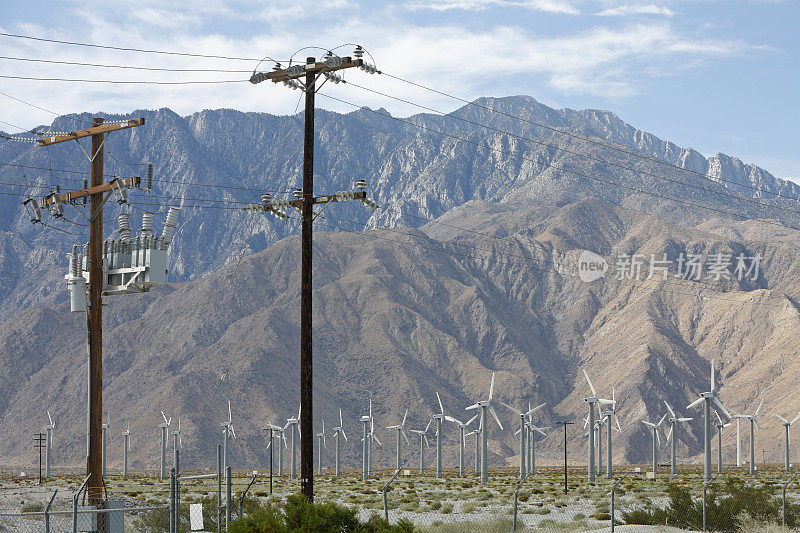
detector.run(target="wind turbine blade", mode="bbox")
[712,397,731,419]
[373,435,382,446]
[425,419,432,433]
[48,411,53,426]
[342,427,348,441]
[656,429,661,446]
[615,416,622,432]
[754,400,763,417]
[465,404,480,411]
[583,369,597,397]
[686,397,704,410]
[424,434,430,448]
[678,417,693,422]
[402,408,408,427]
[755,419,763,438]
[488,372,496,400]
[369,399,372,419]
[228,401,232,423]
[514,428,521,436]
[526,403,546,417]
[583,413,590,430]
[437,392,444,415]
[667,426,673,442]
[162,411,169,424]
[642,421,654,428]
[664,401,676,418]
[339,409,344,429]
[498,400,521,416]
[231,426,237,439]
[322,420,325,434]
[711,359,715,392]
[402,429,410,446]
[715,411,723,425]
[466,414,479,426]
[658,414,666,426]
[489,405,503,431]
[282,434,288,448]
[444,415,461,424]
[791,410,800,425]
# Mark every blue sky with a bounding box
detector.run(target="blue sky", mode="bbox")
[1,0,798,181]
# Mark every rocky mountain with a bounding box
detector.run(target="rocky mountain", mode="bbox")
[1,96,799,470]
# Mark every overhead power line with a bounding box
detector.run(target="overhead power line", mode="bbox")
[381,71,792,200]
[343,80,799,220]
[0,74,248,84]
[318,92,800,237]
[0,55,254,73]
[0,32,266,61]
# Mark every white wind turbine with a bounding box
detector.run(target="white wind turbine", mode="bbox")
[409,419,433,475]
[263,421,284,476]
[714,411,731,473]
[525,420,549,475]
[582,370,614,482]
[102,415,110,478]
[641,414,666,477]
[686,360,732,482]
[444,412,479,477]
[735,399,763,475]
[599,389,622,478]
[367,401,381,476]
[664,401,693,475]
[42,412,55,480]
[159,411,171,480]
[121,422,130,479]
[316,420,326,475]
[432,393,447,479]
[465,372,504,483]
[284,404,300,480]
[502,401,546,479]
[467,421,481,476]
[331,409,348,476]
[386,409,411,472]
[775,411,800,471]
[172,418,183,472]
[222,402,237,478]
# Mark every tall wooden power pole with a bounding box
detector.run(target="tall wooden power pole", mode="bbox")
[33,117,145,504]
[248,51,377,500]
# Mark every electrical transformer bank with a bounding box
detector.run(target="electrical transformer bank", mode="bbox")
[66,206,180,311]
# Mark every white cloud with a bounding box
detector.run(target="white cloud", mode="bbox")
[597,4,675,16]
[406,0,580,15]
[0,4,753,133]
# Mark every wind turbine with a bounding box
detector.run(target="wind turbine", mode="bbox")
[409,419,433,475]
[600,389,622,478]
[263,421,283,478]
[432,393,447,479]
[43,412,55,480]
[360,407,370,480]
[386,409,411,472]
[159,411,171,480]
[444,413,479,477]
[735,400,763,475]
[275,426,288,476]
[172,418,183,473]
[641,414,666,478]
[714,411,731,473]
[503,401,545,479]
[526,421,548,475]
[664,401,692,475]
[465,372,504,483]
[121,422,130,479]
[775,411,800,471]
[316,420,326,475]
[222,402,237,479]
[582,370,614,482]
[331,409,348,476]
[284,404,300,480]
[367,401,381,476]
[686,360,732,482]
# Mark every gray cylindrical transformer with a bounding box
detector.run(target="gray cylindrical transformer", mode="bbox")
[68,276,87,313]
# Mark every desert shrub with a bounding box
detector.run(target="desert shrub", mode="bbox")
[429,500,442,511]
[439,502,453,514]
[517,491,530,502]
[21,502,44,513]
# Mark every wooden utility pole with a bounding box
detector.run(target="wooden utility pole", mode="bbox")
[248,53,373,501]
[34,433,46,485]
[87,117,105,503]
[30,117,144,505]
[300,58,316,502]
[557,421,574,494]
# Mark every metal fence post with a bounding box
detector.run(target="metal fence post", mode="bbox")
[513,471,532,533]
[610,472,628,532]
[169,467,176,533]
[73,475,90,533]
[382,466,403,522]
[45,489,57,533]
[238,474,257,519]
[226,465,232,528]
[783,472,797,527]
[217,444,222,533]
[703,473,718,532]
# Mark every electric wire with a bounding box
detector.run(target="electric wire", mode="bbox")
[344,80,800,219]
[380,71,793,200]
[318,92,800,236]
[0,55,254,73]
[0,32,266,61]
[0,74,249,84]
[0,89,92,126]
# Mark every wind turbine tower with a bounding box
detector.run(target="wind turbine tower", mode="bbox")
[284,405,300,480]
[409,420,432,475]
[43,412,55,479]
[775,411,800,471]
[664,401,692,475]
[686,360,732,482]
[159,412,171,480]
[386,409,411,472]
[121,422,130,479]
[641,414,666,478]
[714,411,731,473]
[465,372,504,483]
[316,420,326,475]
[736,400,763,475]
[331,409,348,476]
[445,413,478,477]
